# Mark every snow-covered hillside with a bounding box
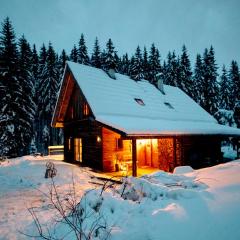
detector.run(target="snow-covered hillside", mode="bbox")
[0,156,240,240]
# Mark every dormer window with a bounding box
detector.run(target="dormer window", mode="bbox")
[164,102,174,109]
[83,103,89,116]
[134,98,145,106]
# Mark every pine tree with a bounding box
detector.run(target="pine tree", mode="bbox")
[59,49,68,76]
[31,44,39,86]
[114,52,120,72]
[78,34,90,65]
[103,38,116,71]
[70,44,78,63]
[148,44,161,85]
[0,17,22,156]
[31,44,39,153]
[219,65,231,110]
[119,53,130,75]
[18,35,36,154]
[38,43,60,153]
[142,46,150,80]
[91,37,101,68]
[164,51,178,87]
[130,46,144,80]
[202,46,219,115]
[179,45,192,96]
[229,60,240,109]
[192,54,204,104]
[36,44,48,152]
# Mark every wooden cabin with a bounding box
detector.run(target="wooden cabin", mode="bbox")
[52,62,240,176]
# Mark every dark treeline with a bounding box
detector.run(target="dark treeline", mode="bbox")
[0,17,240,157]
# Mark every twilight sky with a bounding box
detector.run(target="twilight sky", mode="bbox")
[1,0,240,68]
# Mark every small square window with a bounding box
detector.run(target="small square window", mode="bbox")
[164,102,174,109]
[134,98,145,106]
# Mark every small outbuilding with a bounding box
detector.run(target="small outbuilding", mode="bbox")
[52,62,240,176]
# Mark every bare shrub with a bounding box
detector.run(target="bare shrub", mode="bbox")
[22,176,113,240]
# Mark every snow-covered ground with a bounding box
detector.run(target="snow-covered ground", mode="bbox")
[1,155,240,240]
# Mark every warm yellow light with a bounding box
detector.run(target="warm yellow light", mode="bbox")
[97,136,101,143]
[137,139,157,147]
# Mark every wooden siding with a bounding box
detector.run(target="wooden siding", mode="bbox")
[65,85,93,122]
[158,138,174,172]
[102,128,132,172]
[64,121,103,170]
[180,136,222,169]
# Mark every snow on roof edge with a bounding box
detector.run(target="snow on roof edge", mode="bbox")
[51,63,68,127]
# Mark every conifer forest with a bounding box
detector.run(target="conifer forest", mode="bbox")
[0,17,240,157]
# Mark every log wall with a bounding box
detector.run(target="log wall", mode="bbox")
[102,128,132,172]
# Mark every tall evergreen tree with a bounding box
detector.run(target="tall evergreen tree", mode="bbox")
[18,35,36,154]
[31,44,39,87]
[70,44,78,63]
[91,37,101,68]
[38,43,60,153]
[202,46,219,115]
[164,51,178,87]
[0,17,22,156]
[130,46,144,80]
[229,60,240,109]
[102,38,116,71]
[148,43,161,85]
[192,54,204,104]
[30,44,39,153]
[78,34,90,65]
[114,52,120,72]
[120,53,130,75]
[59,49,68,76]
[179,45,192,96]
[142,46,150,80]
[219,65,231,110]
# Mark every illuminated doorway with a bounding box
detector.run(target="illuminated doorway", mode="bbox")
[74,138,82,162]
[137,139,158,168]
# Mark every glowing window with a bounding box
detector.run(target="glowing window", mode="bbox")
[134,98,145,106]
[83,103,89,116]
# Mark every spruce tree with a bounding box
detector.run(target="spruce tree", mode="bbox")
[18,35,36,154]
[120,53,130,75]
[193,54,204,104]
[130,46,144,80]
[219,65,231,110]
[148,43,161,86]
[31,44,39,153]
[143,46,150,80]
[202,46,219,115]
[91,37,101,68]
[0,17,22,156]
[59,49,68,76]
[229,60,240,109]
[70,44,78,63]
[38,43,60,153]
[179,45,192,96]
[103,38,116,71]
[114,52,120,72]
[164,51,178,87]
[78,34,90,65]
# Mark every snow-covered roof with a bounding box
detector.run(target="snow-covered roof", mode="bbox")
[54,61,240,136]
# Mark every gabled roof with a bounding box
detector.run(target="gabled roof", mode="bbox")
[52,61,240,136]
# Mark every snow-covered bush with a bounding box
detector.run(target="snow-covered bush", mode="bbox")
[214,109,236,127]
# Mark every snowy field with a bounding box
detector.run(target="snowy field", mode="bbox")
[0,155,240,240]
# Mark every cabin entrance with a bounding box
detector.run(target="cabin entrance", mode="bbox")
[137,139,158,169]
[74,138,82,162]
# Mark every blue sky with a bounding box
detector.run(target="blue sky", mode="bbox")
[1,0,240,68]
